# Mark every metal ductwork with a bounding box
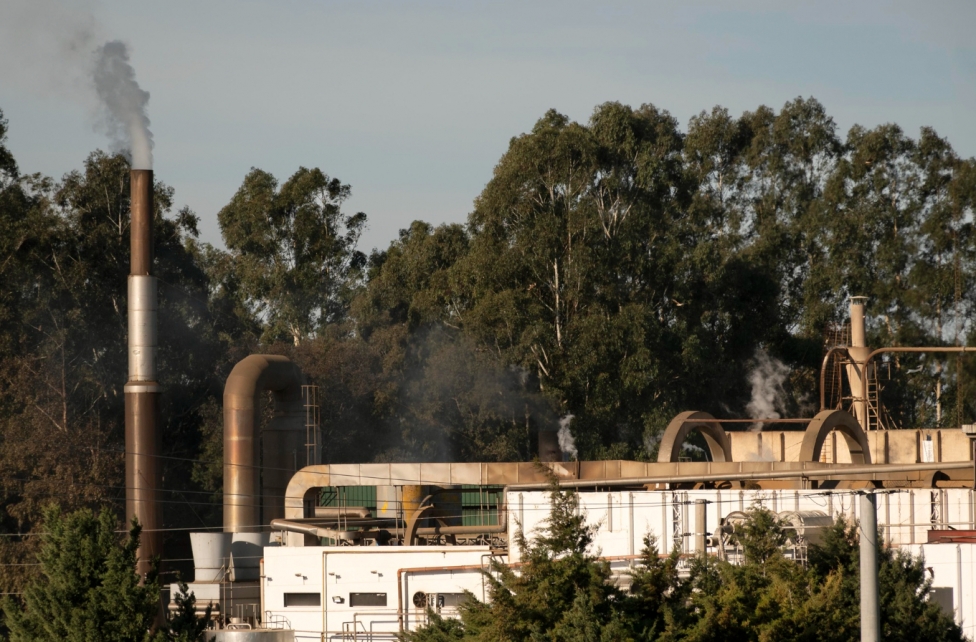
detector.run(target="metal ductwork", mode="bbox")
[224,355,307,533]
[125,169,162,577]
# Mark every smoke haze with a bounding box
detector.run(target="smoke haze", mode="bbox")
[745,349,791,431]
[1,0,153,168]
[558,414,577,460]
[93,41,153,169]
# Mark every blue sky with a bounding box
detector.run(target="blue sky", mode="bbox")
[2,0,974,253]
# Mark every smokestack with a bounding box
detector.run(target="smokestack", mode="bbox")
[847,296,870,432]
[125,169,161,577]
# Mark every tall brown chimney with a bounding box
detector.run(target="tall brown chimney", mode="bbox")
[125,169,162,577]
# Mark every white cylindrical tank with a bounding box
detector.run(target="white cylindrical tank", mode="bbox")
[778,511,835,546]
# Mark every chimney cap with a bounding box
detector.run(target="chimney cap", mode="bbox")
[849,296,868,305]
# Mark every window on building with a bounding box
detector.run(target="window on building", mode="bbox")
[349,592,387,607]
[283,592,321,607]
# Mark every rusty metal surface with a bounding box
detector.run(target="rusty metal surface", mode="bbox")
[129,169,154,275]
[223,355,305,532]
[125,169,160,579]
[124,388,161,577]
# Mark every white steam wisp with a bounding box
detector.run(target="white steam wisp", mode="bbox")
[745,349,790,431]
[557,414,577,460]
[92,40,153,169]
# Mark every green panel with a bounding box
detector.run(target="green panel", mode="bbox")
[460,485,503,509]
[460,485,502,526]
[319,486,377,509]
[462,507,499,527]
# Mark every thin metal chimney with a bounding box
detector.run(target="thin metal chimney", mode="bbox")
[125,169,162,577]
[847,296,870,432]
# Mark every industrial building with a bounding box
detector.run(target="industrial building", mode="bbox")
[120,169,976,640]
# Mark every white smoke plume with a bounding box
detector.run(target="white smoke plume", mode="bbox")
[92,41,153,169]
[557,414,578,460]
[1,1,153,168]
[745,349,791,431]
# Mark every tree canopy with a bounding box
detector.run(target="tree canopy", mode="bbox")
[0,97,975,598]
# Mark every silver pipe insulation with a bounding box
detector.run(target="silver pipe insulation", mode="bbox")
[127,275,157,380]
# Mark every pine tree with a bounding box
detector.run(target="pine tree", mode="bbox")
[1,506,166,642]
[168,580,211,642]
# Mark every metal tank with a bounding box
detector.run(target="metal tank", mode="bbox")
[207,629,294,642]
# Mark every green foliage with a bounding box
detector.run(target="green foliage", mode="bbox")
[167,580,211,642]
[1,506,165,642]
[217,167,367,345]
[404,496,964,642]
[2,92,976,599]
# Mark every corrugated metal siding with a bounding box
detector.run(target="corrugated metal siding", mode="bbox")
[320,486,377,509]
[461,485,502,526]
[318,485,503,525]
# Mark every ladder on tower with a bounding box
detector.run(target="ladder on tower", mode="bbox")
[301,385,321,466]
[864,362,898,431]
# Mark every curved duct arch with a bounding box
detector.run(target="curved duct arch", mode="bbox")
[224,355,307,532]
[657,411,732,463]
[799,409,871,465]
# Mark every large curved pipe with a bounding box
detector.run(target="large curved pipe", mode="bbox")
[657,411,732,463]
[224,355,306,532]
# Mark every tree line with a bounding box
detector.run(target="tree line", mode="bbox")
[0,97,975,591]
[405,484,964,642]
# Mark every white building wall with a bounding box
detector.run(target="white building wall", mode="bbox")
[262,489,976,637]
[508,488,976,561]
[263,545,495,641]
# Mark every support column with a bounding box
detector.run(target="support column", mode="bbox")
[860,492,880,642]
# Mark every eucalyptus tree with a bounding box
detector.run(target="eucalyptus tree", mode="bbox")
[217,167,367,345]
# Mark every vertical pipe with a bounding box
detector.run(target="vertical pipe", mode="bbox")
[860,492,880,642]
[628,493,635,558]
[695,499,707,555]
[682,492,689,554]
[223,355,305,533]
[848,297,870,431]
[661,493,668,553]
[956,544,962,621]
[125,169,161,578]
